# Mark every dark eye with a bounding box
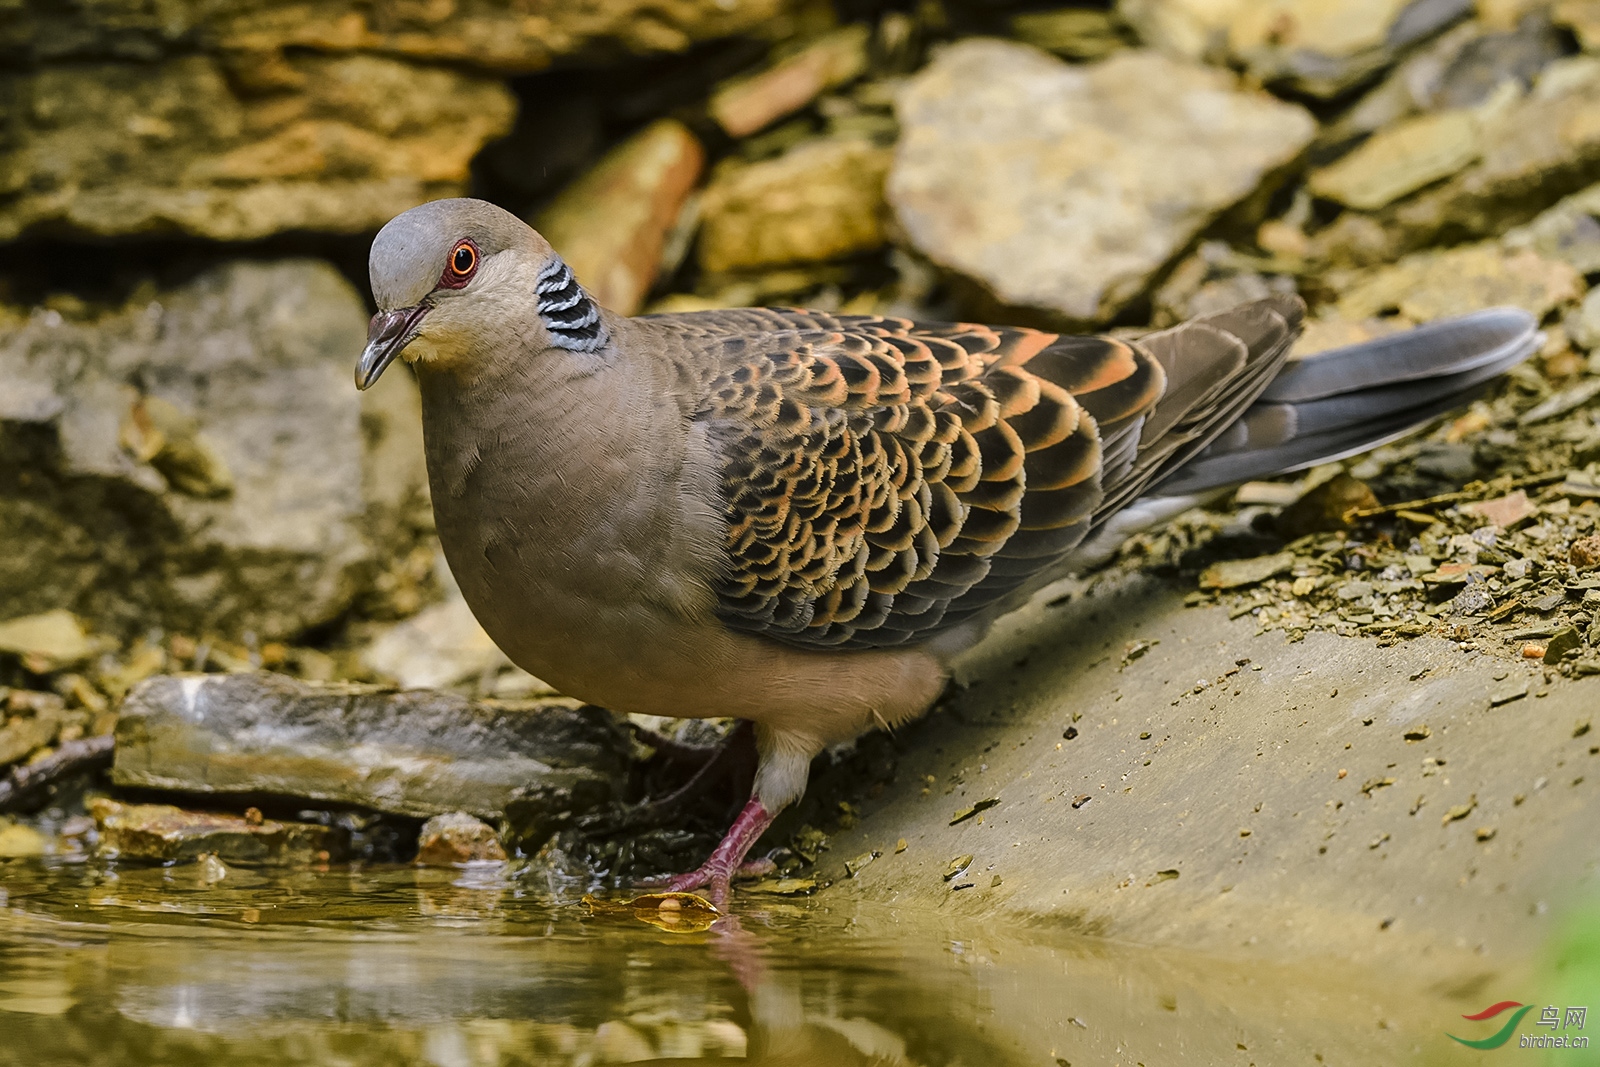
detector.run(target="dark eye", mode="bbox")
[451,243,476,276]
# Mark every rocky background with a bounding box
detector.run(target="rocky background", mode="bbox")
[3,0,1600,882]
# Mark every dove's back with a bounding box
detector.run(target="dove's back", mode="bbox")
[639,299,1538,657]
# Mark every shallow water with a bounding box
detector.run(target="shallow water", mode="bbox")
[0,857,1557,1066]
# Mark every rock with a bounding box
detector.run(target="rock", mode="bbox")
[1334,9,1566,141]
[699,138,894,274]
[1544,625,1584,661]
[1566,287,1600,350]
[709,26,871,138]
[1309,109,1481,211]
[1503,182,1600,274]
[0,55,515,241]
[650,261,864,313]
[819,579,1600,973]
[1329,21,1483,141]
[888,42,1315,323]
[361,569,553,697]
[1426,13,1571,109]
[1114,0,1237,61]
[0,610,91,672]
[1235,481,1304,505]
[538,120,704,316]
[0,821,49,858]
[1119,0,1473,97]
[1570,536,1600,569]
[0,705,65,767]
[1198,551,1296,590]
[1333,242,1582,322]
[3,0,803,74]
[1179,270,1286,320]
[1236,0,1475,98]
[416,812,508,866]
[362,593,508,691]
[1304,211,1405,268]
[0,735,114,811]
[1338,580,1376,601]
[1151,241,1298,325]
[0,260,431,640]
[1412,440,1480,481]
[1555,0,1600,50]
[1515,376,1600,424]
[1462,489,1538,527]
[112,673,630,821]
[1114,0,1234,60]
[1379,56,1600,250]
[2,689,65,716]
[1010,8,1131,60]
[119,395,234,498]
[89,797,346,866]
[1449,584,1495,615]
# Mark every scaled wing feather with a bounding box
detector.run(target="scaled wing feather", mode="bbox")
[659,300,1303,650]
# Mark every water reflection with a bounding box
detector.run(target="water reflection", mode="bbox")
[0,860,1022,1066]
[0,858,1447,1065]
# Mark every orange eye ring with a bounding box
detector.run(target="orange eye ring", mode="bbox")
[438,238,479,290]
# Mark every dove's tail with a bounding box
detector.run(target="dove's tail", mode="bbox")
[1063,307,1541,572]
[1150,307,1541,498]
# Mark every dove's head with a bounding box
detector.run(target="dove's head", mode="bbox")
[357,198,607,389]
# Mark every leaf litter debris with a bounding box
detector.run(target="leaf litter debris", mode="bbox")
[1107,355,1600,676]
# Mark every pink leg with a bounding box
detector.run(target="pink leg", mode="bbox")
[637,795,775,906]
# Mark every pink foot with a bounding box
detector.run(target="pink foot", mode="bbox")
[636,796,775,906]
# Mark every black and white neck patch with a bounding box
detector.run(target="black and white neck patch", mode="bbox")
[536,256,608,352]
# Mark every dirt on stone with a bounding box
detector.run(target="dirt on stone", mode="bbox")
[1101,348,1600,676]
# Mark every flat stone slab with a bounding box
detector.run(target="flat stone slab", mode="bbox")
[91,798,345,866]
[112,673,630,821]
[817,571,1600,985]
[889,41,1314,322]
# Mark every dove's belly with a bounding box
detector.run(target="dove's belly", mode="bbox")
[448,511,946,747]
[491,592,944,747]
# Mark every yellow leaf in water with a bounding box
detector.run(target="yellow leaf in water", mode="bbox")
[580,892,721,933]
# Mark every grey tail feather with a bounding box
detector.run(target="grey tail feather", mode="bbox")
[1151,308,1541,498]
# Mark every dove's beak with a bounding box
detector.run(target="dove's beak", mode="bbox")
[356,306,428,390]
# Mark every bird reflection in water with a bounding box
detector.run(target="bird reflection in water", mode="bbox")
[620,910,931,1067]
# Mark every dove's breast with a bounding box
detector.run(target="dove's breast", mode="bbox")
[414,340,945,745]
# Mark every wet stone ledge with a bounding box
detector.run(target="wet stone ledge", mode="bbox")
[90,797,347,866]
[111,673,632,823]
